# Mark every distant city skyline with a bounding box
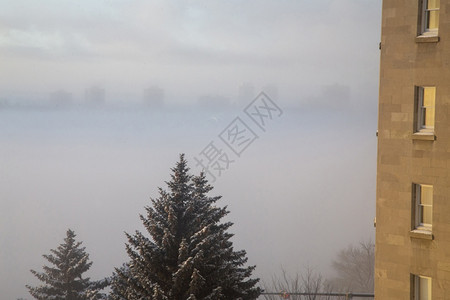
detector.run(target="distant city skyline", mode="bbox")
[1,82,283,107]
[0,0,381,108]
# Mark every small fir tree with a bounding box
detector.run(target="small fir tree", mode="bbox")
[110,154,261,299]
[27,229,108,300]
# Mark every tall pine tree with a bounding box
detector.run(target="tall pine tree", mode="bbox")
[110,154,261,299]
[27,229,108,300]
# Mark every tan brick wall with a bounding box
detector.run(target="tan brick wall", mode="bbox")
[376,0,450,299]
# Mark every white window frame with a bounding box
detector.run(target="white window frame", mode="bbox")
[421,0,440,35]
[416,86,435,133]
[413,275,432,300]
[413,184,433,230]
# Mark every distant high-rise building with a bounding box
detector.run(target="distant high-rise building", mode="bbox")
[85,86,105,106]
[143,86,164,108]
[49,90,72,107]
[238,83,255,105]
[262,84,278,100]
[376,0,450,299]
[0,97,9,108]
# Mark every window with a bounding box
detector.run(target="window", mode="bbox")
[420,0,440,35]
[413,184,433,229]
[415,86,435,133]
[412,275,432,300]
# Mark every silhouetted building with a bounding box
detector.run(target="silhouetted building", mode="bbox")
[0,98,9,108]
[143,86,164,108]
[85,86,105,106]
[262,84,278,100]
[49,90,72,107]
[238,83,255,105]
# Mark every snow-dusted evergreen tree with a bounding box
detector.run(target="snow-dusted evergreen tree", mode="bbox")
[26,229,108,300]
[110,154,261,299]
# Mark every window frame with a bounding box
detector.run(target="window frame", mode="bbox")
[415,86,436,133]
[420,0,440,35]
[412,183,433,230]
[412,274,432,300]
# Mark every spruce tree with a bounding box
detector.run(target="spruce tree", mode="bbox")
[110,154,261,299]
[27,229,108,300]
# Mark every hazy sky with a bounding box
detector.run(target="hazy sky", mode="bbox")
[0,1,382,299]
[0,0,381,104]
